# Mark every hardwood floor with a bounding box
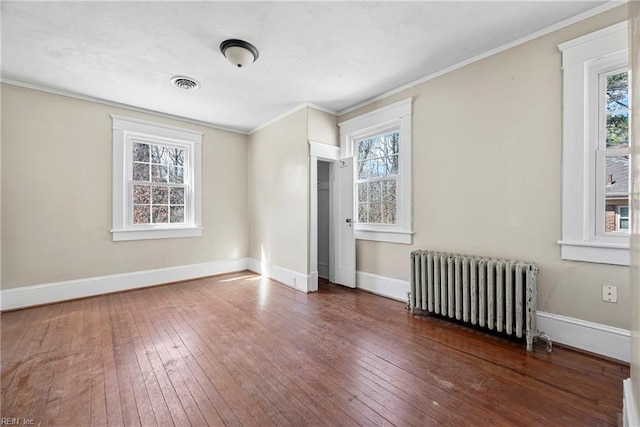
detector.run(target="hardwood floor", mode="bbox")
[1,272,629,426]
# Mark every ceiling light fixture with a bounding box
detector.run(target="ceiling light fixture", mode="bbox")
[171,76,200,91]
[220,39,259,68]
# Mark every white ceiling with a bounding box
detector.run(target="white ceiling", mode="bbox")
[1,1,610,134]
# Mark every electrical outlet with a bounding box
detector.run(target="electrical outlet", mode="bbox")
[602,285,617,303]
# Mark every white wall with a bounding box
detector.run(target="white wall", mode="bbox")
[248,108,309,276]
[1,84,248,289]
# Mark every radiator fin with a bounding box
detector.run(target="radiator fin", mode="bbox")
[410,250,539,351]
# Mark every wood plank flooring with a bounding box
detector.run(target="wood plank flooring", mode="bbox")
[1,272,629,426]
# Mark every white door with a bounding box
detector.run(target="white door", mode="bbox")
[334,157,356,288]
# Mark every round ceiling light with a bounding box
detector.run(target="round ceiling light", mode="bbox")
[220,39,259,68]
[171,76,200,91]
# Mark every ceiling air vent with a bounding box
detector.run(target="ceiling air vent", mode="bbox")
[171,76,200,91]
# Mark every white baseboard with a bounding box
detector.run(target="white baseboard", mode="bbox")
[247,258,314,293]
[356,271,410,302]
[534,312,630,362]
[0,258,250,311]
[355,271,631,362]
[623,378,639,427]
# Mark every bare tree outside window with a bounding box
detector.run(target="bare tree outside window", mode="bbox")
[131,142,186,225]
[356,131,399,225]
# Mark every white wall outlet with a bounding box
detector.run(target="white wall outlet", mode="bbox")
[602,285,617,303]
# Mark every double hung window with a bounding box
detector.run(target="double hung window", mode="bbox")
[356,130,399,225]
[559,22,630,265]
[112,115,202,241]
[339,98,413,244]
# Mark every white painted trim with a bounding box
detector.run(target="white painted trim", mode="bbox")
[310,154,336,290]
[338,1,627,116]
[356,271,410,302]
[111,114,204,139]
[355,272,631,361]
[339,98,412,132]
[537,311,630,362]
[247,258,315,293]
[559,22,629,265]
[623,379,639,427]
[309,141,340,160]
[339,98,413,243]
[112,227,203,241]
[559,240,630,266]
[112,115,203,241]
[310,157,319,291]
[0,258,250,311]
[1,79,246,135]
[356,230,413,244]
[558,21,628,60]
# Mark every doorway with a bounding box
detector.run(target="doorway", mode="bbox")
[309,142,340,291]
[317,161,331,280]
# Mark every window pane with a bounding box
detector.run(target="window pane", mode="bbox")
[133,205,150,224]
[151,145,168,164]
[357,183,368,203]
[382,203,396,224]
[132,185,150,204]
[371,137,385,158]
[133,143,149,162]
[387,155,399,175]
[152,206,169,223]
[606,71,628,113]
[606,111,629,148]
[152,186,169,204]
[382,180,396,202]
[170,187,185,205]
[132,162,149,181]
[370,181,381,202]
[358,159,372,179]
[369,203,381,223]
[151,165,168,182]
[358,139,372,161]
[604,155,629,233]
[170,206,185,223]
[355,130,401,226]
[168,148,185,167]
[386,132,399,155]
[620,218,629,230]
[374,157,387,176]
[169,166,184,184]
[358,203,369,223]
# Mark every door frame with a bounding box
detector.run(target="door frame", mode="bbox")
[309,141,340,291]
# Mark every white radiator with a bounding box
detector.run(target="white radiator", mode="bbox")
[409,250,550,352]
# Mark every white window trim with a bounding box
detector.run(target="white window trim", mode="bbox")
[112,115,203,241]
[558,22,629,265]
[617,205,630,230]
[339,98,413,244]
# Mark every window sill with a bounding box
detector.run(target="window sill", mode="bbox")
[558,240,629,266]
[355,229,413,244]
[112,227,203,242]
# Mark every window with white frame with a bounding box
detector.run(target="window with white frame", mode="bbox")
[356,130,399,225]
[339,98,413,244]
[112,115,203,241]
[559,22,630,265]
